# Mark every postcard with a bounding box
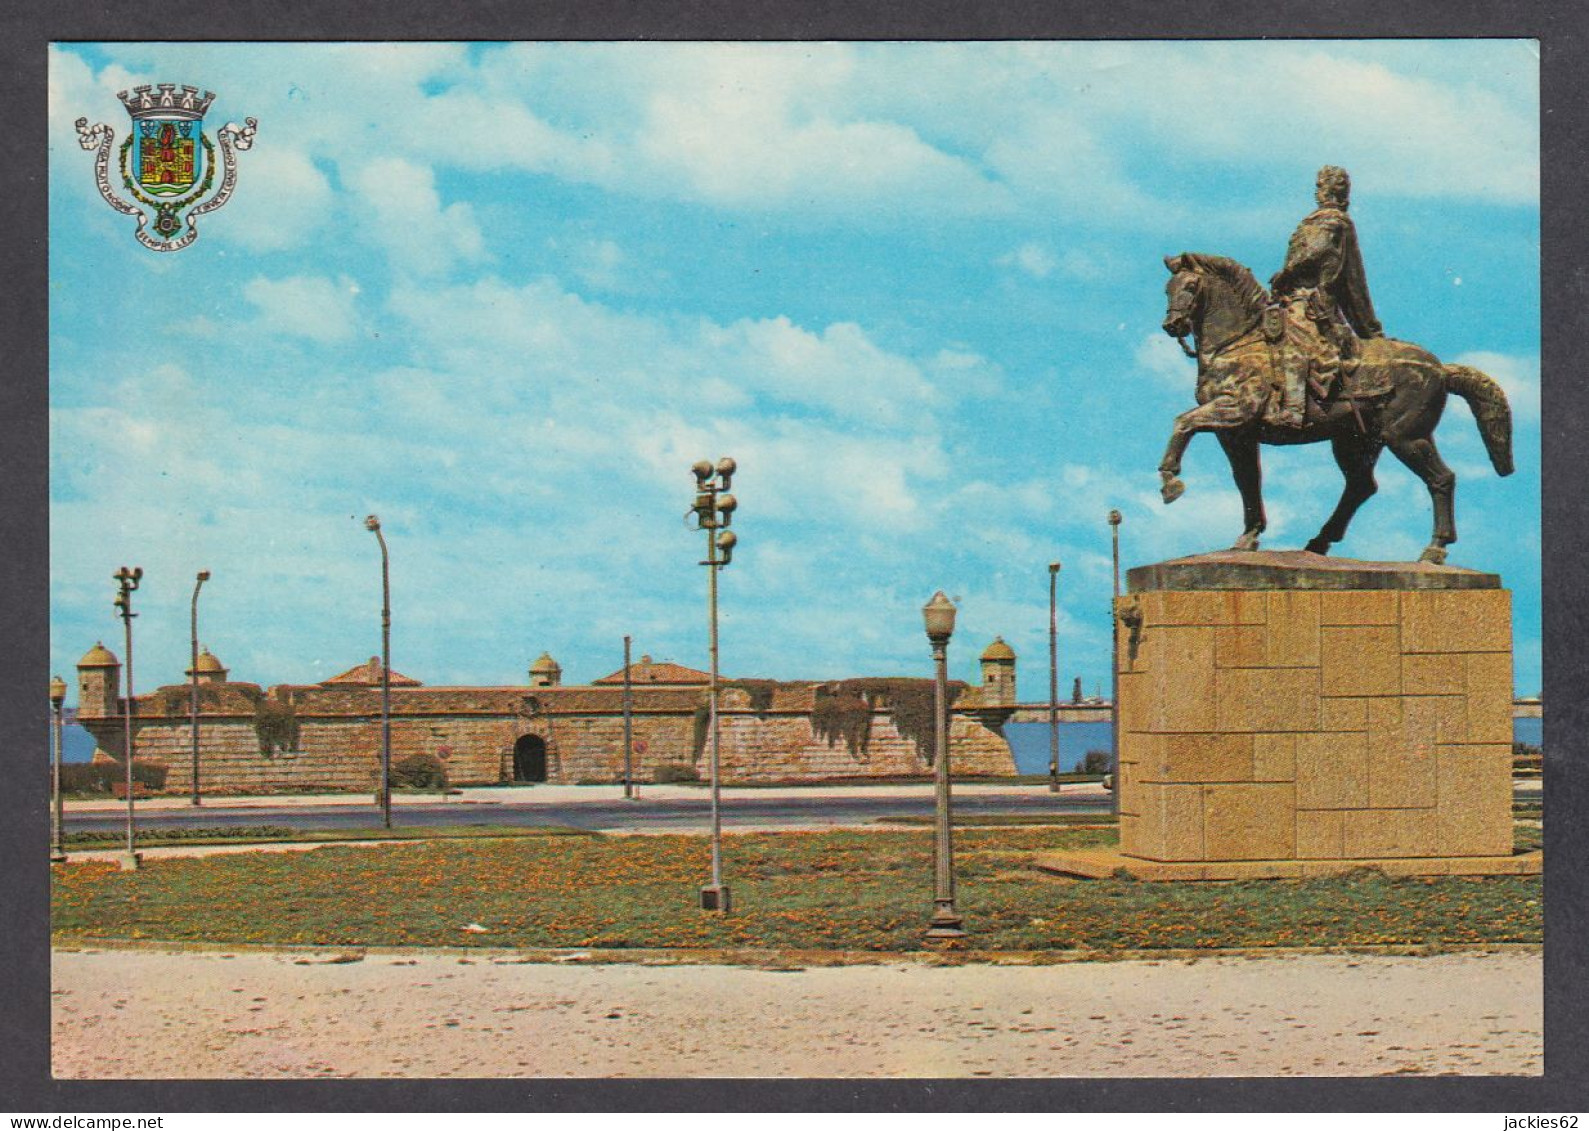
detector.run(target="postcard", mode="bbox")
[41,37,1550,1098]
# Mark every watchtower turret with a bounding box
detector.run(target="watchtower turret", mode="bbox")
[529,652,562,688]
[185,647,229,685]
[76,642,120,718]
[979,637,1017,707]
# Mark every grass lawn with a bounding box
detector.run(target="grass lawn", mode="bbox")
[51,826,1541,953]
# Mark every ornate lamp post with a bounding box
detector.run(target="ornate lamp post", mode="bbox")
[365,516,392,829]
[50,675,67,863]
[923,590,964,940]
[189,569,210,805]
[113,565,143,871]
[1048,560,1062,793]
[689,457,738,913]
[1108,509,1123,816]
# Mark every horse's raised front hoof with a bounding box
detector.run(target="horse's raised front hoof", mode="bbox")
[1160,476,1185,505]
[1303,538,1330,555]
[1419,545,1449,566]
[1232,533,1260,552]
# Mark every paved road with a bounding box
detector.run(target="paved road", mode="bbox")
[63,777,1540,838]
[53,947,1542,1078]
[63,787,1114,836]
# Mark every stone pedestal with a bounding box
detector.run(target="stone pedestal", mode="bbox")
[1038,551,1538,881]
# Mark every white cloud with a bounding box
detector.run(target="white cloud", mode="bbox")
[345,157,486,277]
[393,88,622,182]
[1056,249,1110,281]
[361,275,976,545]
[242,274,359,343]
[712,316,943,427]
[1135,331,1197,388]
[386,275,968,431]
[998,243,1056,279]
[983,107,1170,223]
[63,40,1537,237]
[214,143,333,252]
[568,238,626,291]
[1092,44,1538,206]
[634,48,1008,213]
[925,349,1003,399]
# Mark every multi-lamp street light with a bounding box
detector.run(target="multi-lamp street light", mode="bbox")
[689,457,738,913]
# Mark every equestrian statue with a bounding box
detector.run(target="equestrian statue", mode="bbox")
[1156,165,1513,565]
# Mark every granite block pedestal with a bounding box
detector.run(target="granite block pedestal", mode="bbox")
[1037,551,1540,881]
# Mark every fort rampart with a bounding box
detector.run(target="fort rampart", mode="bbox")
[72,646,1020,794]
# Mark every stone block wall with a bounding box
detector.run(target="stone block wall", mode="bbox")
[712,707,1013,781]
[126,716,386,795]
[82,684,1015,794]
[1116,586,1513,863]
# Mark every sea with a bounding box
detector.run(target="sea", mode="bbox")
[54,715,1545,771]
[1003,716,1543,776]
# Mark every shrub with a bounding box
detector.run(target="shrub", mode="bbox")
[60,759,167,795]
[652,761,700,784]
[811,683,874,757]
[60,762,118,795]
[253,689,299,756]
[391,753,447,791]
[133,760,169,789]
[1081,750,1112,776]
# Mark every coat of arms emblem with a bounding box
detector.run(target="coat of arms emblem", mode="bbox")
[75,84,257,252]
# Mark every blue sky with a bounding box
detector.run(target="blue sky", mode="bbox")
[48,41,1541,699]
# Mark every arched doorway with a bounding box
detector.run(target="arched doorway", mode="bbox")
[513,734,549,782]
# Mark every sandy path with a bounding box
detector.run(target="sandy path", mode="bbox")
[51,948,1540,1079]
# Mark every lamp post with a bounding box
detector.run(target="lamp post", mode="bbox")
[622,635,634,801]
[923,590,964,940]
[689,457,738,913]
[50,675,67,863]
[365,516,392,830]
[189,569,210,806]
[1048,560,1062,793]
[113,565,143,872]
[1108,509,1123,817]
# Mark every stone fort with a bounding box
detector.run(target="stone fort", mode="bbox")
[72,640,1021,795]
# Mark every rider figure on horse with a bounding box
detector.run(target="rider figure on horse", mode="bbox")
[1267,165,1384,428]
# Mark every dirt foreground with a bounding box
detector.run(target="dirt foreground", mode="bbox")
[52,947,1540,1078]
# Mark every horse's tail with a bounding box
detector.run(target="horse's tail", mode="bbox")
[1443,364,1515,476]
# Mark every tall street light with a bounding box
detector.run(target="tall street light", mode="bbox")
[1048,560,1062,793]
[365,516,392,830]
[50,675,67,864]
[113,565,143,872]
[189,569,210,806]
[689,457,738,913]
[923,590,965,940]
[1108,509,1123,817]
[622,635,635,800]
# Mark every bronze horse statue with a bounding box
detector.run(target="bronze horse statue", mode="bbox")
[1157,253,1514,564]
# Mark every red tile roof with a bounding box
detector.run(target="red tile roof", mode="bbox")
[320,656,423,687]
[592,657,711,686]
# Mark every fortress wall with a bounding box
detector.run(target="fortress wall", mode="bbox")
[83,716,383,796]
[82,693,1017,795]
[714,709,1015,781]
[534,713,698,782]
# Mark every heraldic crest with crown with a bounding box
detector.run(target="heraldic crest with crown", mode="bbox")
[75,83,258,252]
